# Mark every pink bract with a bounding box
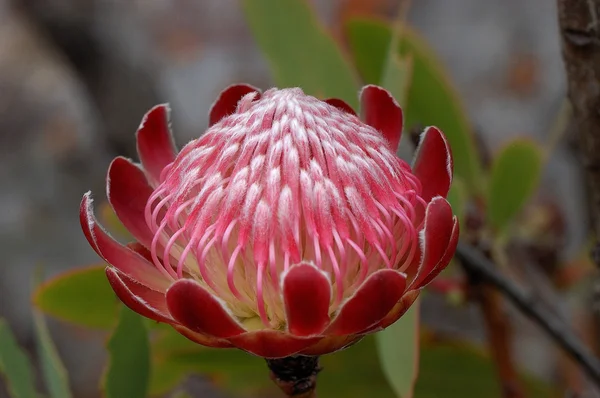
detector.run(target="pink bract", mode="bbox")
[80,84,459,358]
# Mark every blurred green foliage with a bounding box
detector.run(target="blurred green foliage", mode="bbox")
[487,139,543,233]
[0,320,39,398]
[104,306,150,398]
[242,0,360,107]
[33,311,72,398]
[33,265,116,329]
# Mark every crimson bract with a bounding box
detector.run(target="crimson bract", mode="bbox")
[80,84,459,358]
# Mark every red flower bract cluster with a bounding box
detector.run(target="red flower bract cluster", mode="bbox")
[80,84,459,358]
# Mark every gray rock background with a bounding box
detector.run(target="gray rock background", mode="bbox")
[0,0,589,397]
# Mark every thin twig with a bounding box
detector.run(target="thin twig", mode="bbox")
[475,284,526,398]
[456,243,600,387]
[472,243,525,398]
[465,243,525,397]
[542,100,572,163]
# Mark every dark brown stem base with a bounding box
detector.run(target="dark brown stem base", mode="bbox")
[266,355,321,398]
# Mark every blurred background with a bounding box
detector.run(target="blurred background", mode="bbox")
[0,0,589,397]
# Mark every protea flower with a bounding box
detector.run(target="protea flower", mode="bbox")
[80,84,458,359]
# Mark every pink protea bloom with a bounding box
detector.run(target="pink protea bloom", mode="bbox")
[80,84,459,358]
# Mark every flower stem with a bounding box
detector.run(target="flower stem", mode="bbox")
[477,286,525,398]
[463,243,525,398]
[266,355,321,397]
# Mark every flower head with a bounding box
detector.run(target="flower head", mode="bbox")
[81,84,458,358]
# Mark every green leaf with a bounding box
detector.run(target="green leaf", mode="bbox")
[376,303,419,398]
[487,139,543,231]
[447,176,467,228]
[346,18,484,195]
[319,338,396,397]
[242,0,360,107]
[33,312,72,398]
[104,306,150,398]
[379,19,413,109]
[345,18,390,85]
[415,339,557,398]
[33,265,118,329]
[0,319,39,398]
[381,53,413,108]
[150,329,273,397]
